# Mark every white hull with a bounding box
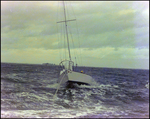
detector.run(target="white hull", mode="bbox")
[68,71,93,85]
[58,70,93,85]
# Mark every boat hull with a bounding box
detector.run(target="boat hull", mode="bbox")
[57,71,68,85]
[68,71,93,85]
[58,70,93,85]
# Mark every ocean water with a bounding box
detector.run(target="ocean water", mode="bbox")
[1,63,149,118]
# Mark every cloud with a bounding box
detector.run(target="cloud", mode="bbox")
[1,1,149,69]
[2,1,148,50]
[81,47,149,60]
[1,47,149,69]
[77,47,149,69]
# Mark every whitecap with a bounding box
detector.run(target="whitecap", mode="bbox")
[145,83,149,89]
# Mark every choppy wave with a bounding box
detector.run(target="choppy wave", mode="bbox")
[145,83,149,89]
[1,63,149,118]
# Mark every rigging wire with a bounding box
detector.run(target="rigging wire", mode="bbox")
[60,21,63,61]
[68,25,78,66]
[66,2,79,66]
[65,2,70,22]
[56,1,62,62]
[75,20,82,66]
[57,1,82,65]
[63,22,67,60]
[69,2,83,66]
[65,2,74,63]
[65,2,70,61]
[64,2,77,63]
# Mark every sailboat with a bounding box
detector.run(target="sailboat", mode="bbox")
[56,1,94,87]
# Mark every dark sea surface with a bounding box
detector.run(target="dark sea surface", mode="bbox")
[1,63,149,118]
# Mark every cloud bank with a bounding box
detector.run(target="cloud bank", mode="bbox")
[1,1,149,69]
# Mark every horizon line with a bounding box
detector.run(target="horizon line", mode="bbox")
[1,62,149,70]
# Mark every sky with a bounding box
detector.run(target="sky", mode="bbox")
[1,1,149,69]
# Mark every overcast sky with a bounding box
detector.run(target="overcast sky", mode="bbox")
[1,1,149,69]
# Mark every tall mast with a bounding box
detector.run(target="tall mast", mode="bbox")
[63,1,71,61]
[57,1,76,61]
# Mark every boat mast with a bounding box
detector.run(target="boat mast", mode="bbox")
[57,1,76,61]
[63,1,71,61]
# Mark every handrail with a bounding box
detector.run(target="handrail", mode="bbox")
[59,59,74,65]
[59,59,74,70]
